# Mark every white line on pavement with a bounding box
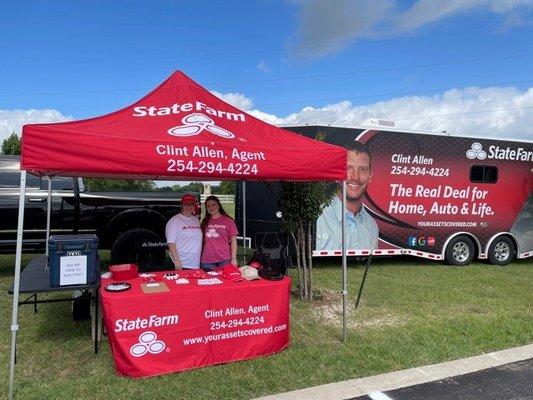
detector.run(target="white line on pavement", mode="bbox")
[368,391,394,400]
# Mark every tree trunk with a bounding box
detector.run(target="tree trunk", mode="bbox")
[290,231,303,298]
[300,222,309,299]
[307,223,313,300]
[299,224,304,298]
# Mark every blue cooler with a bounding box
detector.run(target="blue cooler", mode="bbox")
[48,234,100,287]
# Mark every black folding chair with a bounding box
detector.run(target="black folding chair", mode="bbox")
[251,232,292,275]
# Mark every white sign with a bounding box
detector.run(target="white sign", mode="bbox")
[60,255,87,286]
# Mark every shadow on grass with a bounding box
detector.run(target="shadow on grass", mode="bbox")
[310,254,533,269]
[311,255,431,269]
[14,290,92,342]
[0,253,37,277]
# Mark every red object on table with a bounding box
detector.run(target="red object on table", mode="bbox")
[178,269,209,279]
[220,264,243,282]
[109,264,138,280]
[100,272,290,377]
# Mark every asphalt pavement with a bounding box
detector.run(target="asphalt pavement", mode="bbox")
[255,344,533,400]
[351,358,532,400]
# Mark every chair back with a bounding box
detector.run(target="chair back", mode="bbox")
[251,232,291,275]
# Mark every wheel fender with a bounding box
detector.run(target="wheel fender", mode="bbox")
[441,232,482,260]
[110,228,167,268]
[484,232,519,255]
[107,209,167,239]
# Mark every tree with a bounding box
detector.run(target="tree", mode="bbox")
[2,132,21,155]
[278,131,333,300]
[84,178,155,191]
[153,186,174,192]
[216,181,236,195]
[279,181,332,300]
[176,181,203,194]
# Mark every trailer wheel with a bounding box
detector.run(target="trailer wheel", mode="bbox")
[111,228,166,270]
[488,236,515,266]
[445,236,475,266]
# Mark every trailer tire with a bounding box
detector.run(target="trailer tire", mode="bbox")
[111,228,166,270]
[445,236,475,266]
[488,236,515,266]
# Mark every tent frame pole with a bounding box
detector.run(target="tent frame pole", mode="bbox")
[8,170,27,400]
[342,180,347,342]
[242,181,246,265]
[45,176,52,272]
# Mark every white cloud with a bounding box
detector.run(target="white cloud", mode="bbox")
[210,90,254,111]
[393,0,533,33]
[289,0,533,59]
[392,0,482,33]
[490,0,533,13]
[0,109,72,143]
[3,86,532,145]
[257,60,270,73]
[220,86,533,140]
[288,0,394,59]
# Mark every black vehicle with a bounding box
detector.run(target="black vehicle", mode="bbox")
[0,155,193,268]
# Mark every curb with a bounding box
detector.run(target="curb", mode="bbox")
[254,343,533,400]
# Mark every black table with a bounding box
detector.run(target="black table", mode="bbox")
[8,255,101,354]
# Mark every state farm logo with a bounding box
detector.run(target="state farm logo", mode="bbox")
[466,142,487,160]
[130,331,166,357]
[168,113,235,139]
[205,228,220,238]
[133,101,244,140]
[466,142,533,162]
[181,224,200,230]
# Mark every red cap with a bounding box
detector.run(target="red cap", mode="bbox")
[181,194,197,205]
[221,264,243,282]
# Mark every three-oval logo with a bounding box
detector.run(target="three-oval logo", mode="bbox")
[130,331,166,357]
[466,142,487,160]
[205,228,220,239]
[168,113,235,139]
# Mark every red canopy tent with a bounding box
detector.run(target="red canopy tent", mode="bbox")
[21,71,346,180]
[9,71,350,399]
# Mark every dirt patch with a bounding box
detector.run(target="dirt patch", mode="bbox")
[310,289,409,329]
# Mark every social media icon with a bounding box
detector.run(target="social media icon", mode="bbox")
[408,236,417,247]
[418,236,426,246]
[427,236,435,246]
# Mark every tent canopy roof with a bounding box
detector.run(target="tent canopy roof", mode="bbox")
[21,71,347,181]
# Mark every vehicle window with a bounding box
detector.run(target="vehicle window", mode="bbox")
[0,171,41,188]
[0,158,41,189]
[48,177,75,190]
[470,165,498,184]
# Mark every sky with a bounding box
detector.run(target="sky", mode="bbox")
[2,0,533,149]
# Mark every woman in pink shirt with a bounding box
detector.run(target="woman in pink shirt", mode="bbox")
[200,196,239,270]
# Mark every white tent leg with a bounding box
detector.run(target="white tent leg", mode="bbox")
[45,177,52,272]
[342,180,347,342]
[242,181,246,265]
[8,170,27,400]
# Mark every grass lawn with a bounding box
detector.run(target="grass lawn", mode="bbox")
[198,200,235,219]
[222,201,235,219]
[1,253,531,400]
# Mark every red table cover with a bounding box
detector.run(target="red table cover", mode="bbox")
[100,272,290,377]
